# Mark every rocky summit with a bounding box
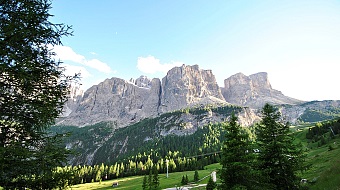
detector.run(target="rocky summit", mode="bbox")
[221,72,302,108]
[58,65,306,127]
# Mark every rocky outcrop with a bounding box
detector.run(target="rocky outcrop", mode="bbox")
[160,64,225,112]
[58,77,161,127]
[221,72,302,108]
[280,100,340,123]
[62,83,84,117]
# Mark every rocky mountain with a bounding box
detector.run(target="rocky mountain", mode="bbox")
[160,64,225,113]
[58,64,339,128]
[280,100,340,124]
[58,76,161,127]
[58,65,227,127]
[54,65,340,166]
[221,72,302,108]
[62,83,84,117]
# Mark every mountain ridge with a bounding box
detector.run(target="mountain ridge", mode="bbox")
[58,64,304,127]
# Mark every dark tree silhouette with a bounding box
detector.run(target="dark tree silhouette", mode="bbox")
[0,0,76,189]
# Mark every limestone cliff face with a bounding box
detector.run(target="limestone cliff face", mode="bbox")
[221,72,302,108]
[58,65,226,127]
[62,83,84,117]
[58,77,161,127]
[160,64,225,112]
[59,67,309,127]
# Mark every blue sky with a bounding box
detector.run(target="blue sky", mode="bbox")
[50,0,340,101]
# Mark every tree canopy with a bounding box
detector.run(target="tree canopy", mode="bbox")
[219,113,256,190]
[255,103,304,189]
[0,0,75,189]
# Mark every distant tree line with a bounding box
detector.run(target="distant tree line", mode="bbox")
[49,152,220,186]
[305,119,340,147]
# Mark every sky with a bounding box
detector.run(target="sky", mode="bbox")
[50,0,340,101]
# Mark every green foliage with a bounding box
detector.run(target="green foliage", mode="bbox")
[142,175,148,190]
[180,174,189,186]
[151,165,160,189]
[299,108,340,123]
[256,104,305,190]
[305,119,340,144]
[49,105,240,166]
[0,0,75,189]
[206,176,216,190]
[181,175,186,185]
[141,166,159,190]
[219,113,257,190]
[194,170,199,182]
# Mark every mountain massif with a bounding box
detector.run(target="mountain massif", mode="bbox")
[58,64,307,127]
[54,64,340,165]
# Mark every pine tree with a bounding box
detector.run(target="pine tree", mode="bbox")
[256,103,304,189]
[148,168,153,190]
[194,170,199,182]
[181,175,186,185]
[151,165,160,189]
[0,0,75,189]
[185,174,189,184]
[219,113,255,189]
[206,176,216,190]
[142,175,148,190]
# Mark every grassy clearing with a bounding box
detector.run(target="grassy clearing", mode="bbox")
[69,163,220,190]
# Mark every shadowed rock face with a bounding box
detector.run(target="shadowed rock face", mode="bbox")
[57,77,162,127]
[58,65,226,127]
[221,72,302,108]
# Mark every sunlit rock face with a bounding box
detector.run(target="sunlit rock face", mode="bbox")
[221,72,302,108]
[59,66,304,127]
[58,65,226,127]
[160,64,225,113]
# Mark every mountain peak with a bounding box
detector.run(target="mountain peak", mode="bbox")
[221,72,301,108]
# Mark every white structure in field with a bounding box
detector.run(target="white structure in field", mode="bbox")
[211,171,216,182]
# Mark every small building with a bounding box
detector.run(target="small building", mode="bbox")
[112,182,119,187]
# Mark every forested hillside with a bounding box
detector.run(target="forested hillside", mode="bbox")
[51,105,247,165]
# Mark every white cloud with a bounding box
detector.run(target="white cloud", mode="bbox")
[53,45,85,63]
[52,45,114,74]
[86,59,114,74]
[137,55,183,74]
[61,63,91,79]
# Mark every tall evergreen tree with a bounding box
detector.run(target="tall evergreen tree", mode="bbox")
[206,176,216,190]
[219,113,255,189]
[181,175,186,186]
[148,168,153,190]
[151,165,160,189]
[0,0,75,188]
[142,175,148,190]
[194,170,199,182]
[256,103,304,189]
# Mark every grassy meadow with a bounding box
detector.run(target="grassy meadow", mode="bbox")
[69,163,219,190]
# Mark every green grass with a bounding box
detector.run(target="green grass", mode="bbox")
[70,128,340,190]
[69,163,220,190]
[292,126,340,190]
